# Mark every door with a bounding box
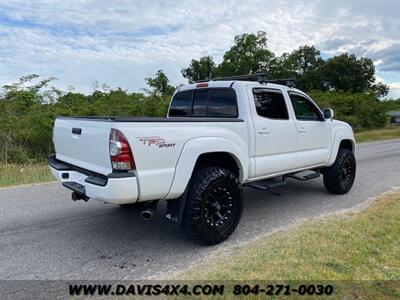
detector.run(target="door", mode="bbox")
[287,92,330,168]
[251,88,298,178]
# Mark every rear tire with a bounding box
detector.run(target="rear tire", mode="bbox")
[182,167,243,245]
[323,148,356,194]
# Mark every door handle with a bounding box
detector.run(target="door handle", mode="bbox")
[258,128,270,134]
[298,127,307,133]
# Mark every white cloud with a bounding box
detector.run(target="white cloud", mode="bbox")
[0,0,399,94]
[388,82,400,99]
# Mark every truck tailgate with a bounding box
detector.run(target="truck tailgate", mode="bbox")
[53,118,113,175]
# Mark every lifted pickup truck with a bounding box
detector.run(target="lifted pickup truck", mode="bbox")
[49,75,356,244]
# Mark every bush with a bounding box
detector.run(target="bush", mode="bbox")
[0,83,170,164]
[309,91,390,132]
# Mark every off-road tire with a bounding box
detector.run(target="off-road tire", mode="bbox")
[182,167,243,245]
[323,148,356,194]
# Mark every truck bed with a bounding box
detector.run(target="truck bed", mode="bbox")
[53,116,249,201]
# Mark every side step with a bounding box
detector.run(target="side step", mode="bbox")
[287,171,320,181]
[245,170,321,192]
[246,177,287,191]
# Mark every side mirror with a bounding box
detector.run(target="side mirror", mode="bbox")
[323,108,334,120]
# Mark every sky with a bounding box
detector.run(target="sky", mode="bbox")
[1,0,399,98]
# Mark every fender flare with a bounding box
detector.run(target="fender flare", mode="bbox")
[326,130,356,166]
[165,137,248,200]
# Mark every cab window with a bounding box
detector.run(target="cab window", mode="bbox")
[289,93,323,121]
[208,89,238,117]
[253,89,289,120]
[168,91,192,116]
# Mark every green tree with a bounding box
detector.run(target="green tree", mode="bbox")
[319,53,389,96]
[278,46,325,90]
[145,70,175,97]
[285,46,324,75]
[0,75,56,163]
[216,31,276,77]
[181,56,216,83]
[309,91,389,132]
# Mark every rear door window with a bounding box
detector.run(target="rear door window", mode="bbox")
[253,89,289,119]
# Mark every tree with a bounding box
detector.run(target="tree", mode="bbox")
[182,56,216,83]
[145,70,175,98]
[270,46,325,90]
[216,31,276,76]
[319,53,389,96]
[370,82,390,98]
[285,45,324,75]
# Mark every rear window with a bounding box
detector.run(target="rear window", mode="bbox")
[208,89,238,117]
[168,91,192,116]
[192,90,208,117]
[169,88,238,118]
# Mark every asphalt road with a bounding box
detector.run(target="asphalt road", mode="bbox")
[0,139,399,280]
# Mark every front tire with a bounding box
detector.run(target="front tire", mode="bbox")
[323,148,356,194]
[182,167,243,245]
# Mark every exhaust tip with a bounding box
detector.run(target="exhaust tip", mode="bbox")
[140,210,153,220]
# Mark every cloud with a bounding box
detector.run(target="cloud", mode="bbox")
[387,82,400,99]
[319,38,400,73]
[0,0,399,94]
[373,44,400,72]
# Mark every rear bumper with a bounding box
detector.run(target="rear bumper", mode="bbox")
[49,155,138,204]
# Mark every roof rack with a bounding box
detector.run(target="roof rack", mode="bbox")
[196,73,296,88]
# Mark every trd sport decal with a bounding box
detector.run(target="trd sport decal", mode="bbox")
[137,136,176,148]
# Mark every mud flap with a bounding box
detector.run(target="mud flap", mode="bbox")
[165,183,190,225]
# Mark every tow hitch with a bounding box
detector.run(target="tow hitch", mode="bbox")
[71,191,89,201]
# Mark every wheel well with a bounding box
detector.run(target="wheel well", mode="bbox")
[194,152,240,178]
[339,139,354,152]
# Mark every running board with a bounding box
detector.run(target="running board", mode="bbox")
[246,177,287,191]
[286,171,320,181]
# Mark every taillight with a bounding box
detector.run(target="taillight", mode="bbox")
[109,129,136,171]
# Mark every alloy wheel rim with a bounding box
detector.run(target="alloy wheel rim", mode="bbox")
[204,185,234,227]
[342,158,355,184]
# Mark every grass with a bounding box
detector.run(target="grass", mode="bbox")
[0,163,54,188]
[177,190,400,298]
[355,126,400,143]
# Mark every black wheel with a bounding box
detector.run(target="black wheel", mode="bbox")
[323,148,356,194]
[182,167,243,245]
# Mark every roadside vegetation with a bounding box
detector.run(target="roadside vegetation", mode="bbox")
[355,126,400,143]
[178,190,400,298]
[0,164,54,188]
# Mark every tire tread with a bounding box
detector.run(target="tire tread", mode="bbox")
[182,167,243,245]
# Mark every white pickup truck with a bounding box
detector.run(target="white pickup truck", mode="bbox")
[49,75,356,244]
